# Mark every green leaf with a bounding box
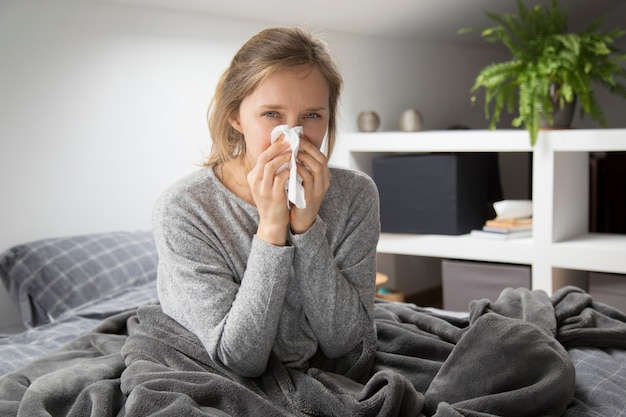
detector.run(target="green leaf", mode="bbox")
[459,0,626,146]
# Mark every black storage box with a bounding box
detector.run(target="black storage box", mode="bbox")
[373,153,490,235]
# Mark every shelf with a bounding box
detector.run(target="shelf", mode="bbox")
[341,128,626,295]
[377,233,534,265]
[345,128,626,153]
[344,129,532,153]
[550,233,626,274]
[540,129,626,151]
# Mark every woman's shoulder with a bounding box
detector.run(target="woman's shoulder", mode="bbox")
[324,167,379,228]
[327,167,379,212]
[153,167,223,214]
[159,166,214,195]
[329,166,377,193]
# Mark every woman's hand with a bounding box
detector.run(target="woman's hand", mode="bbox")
[247,140,292,246]
[290,137,331,234]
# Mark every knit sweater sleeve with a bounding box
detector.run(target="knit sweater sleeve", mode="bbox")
[290,169,380,358]
[152,174,294,378]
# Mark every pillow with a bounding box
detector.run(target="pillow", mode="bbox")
[0,230,158,328]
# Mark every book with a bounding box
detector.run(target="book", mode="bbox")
[470,229,532,240]
[485,217,533,228]
[483,217,532,233]
[482,225,532,234]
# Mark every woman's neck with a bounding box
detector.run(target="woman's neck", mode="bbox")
[217,158,254,206]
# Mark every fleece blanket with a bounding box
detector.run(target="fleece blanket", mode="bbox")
[1,286,626,417]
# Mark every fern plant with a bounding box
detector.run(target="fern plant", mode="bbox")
[461,0,626,145]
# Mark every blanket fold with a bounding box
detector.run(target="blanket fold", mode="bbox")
[552,286,626,348]
[121,305,420,417]
[2,286,626,417]
[424,313,574,417]
[0,309,136,417]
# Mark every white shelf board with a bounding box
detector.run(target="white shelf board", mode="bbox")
[540,129,626,151]
[377,233,534,265]
[346,128,626,153]
[345,130,532,153]
[550,233,626,274]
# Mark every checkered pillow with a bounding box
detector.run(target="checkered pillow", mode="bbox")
[0,231,158,328]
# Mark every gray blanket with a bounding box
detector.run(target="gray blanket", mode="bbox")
[2,286,626,417]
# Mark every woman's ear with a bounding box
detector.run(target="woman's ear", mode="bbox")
[229,113,243,134]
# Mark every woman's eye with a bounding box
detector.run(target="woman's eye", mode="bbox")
[305,113,321,119]
[263,111,278,118]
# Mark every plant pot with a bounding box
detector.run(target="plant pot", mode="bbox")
[539,90,577,129]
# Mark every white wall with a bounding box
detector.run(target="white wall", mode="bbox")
[0,0,254,253]
[329,34,496,133]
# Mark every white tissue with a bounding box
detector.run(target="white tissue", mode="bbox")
[270,125,306,209]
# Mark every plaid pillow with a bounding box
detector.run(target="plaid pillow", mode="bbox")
[0,231,158,328]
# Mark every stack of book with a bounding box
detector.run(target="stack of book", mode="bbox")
[471,217,533,240]
[471,200,533,240]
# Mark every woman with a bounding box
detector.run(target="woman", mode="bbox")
[153,27,380,379]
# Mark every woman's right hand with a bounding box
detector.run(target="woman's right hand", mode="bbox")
[247,140,292,246]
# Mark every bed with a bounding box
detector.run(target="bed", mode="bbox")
[1,231,626,416]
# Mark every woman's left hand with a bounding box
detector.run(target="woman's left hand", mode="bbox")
[290,137,330,234]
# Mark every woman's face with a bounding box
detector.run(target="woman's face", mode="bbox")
[229,65,330,169]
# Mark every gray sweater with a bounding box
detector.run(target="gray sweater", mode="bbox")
[152,166,380,378]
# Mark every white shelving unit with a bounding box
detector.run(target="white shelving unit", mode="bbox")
[342,128,626,294]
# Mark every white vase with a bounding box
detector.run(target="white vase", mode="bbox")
[399,109,423,132]
[357,111,380,132]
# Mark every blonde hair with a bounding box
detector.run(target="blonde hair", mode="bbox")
[205,27,343,166]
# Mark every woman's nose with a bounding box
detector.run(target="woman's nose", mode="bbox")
[285,116,300,128]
